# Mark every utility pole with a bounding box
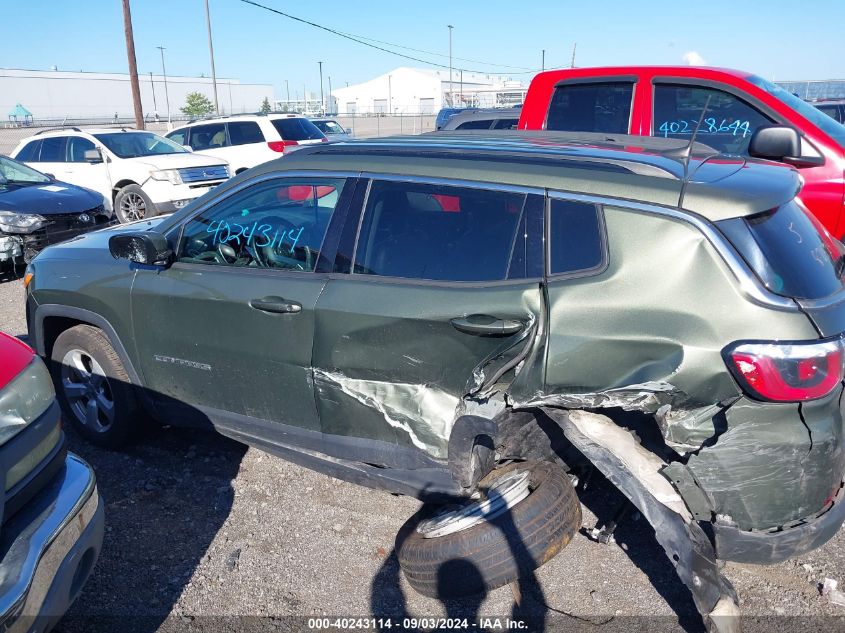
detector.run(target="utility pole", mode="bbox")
[149,71,157,112]
[328,76,332,115]
[318,61,324,115]
[157,46,171,123]
[447,25,453,107]
[121,0,145,129]
[571,42,577,68]
[285,79,290,108]
[542,49,545,71]
[204,0,219,114]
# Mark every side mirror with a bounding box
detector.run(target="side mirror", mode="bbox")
[43,173,56,180]
[345,128,353,135]
[109,232,172,266]
[83,148,103,164]
[748,125,824,167]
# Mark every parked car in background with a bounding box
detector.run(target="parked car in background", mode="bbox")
[24,131,845,631]
[520,66,845,237]
[811,99,845,124]
[0,155,113,266]
[310,118,353,141]
[440,108,521,131]
[434,107,478,130]
[0,330,103,631]
[11,128,230,223]
[166,114,327,175]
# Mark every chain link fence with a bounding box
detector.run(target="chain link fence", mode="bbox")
[0,114,436,156]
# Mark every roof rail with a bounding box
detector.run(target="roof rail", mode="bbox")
[35,126,81,135]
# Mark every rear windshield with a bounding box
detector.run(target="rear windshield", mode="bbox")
[271,118,325,142]
[717,201,845,300]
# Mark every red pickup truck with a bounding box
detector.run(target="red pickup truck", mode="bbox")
[519,66,845,238]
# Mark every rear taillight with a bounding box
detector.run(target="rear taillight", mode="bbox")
[267,140,298,153]
[725,338,844,402]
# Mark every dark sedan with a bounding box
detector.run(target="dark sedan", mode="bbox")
[0,156,113,267]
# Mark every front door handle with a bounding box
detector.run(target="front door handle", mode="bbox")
[450,314,524,336]
[249,296,302,314]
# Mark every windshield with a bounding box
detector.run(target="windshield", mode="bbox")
[314,120,345,135]
[0,155,50,185]
[93,132,188,159]
[747,75,845,147]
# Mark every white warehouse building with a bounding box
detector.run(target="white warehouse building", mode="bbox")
[1,68,274,121]
[330,67,528,115]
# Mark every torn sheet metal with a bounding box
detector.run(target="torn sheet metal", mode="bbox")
[464,313,537,397]
[313,369,460,458]
[563,409,691,519]
[513,382,726,453]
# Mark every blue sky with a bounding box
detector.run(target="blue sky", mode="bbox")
[1,0,842,99]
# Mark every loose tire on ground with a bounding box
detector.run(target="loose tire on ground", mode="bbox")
[396,461,581,599]
[50,324,145,448]
[114,184,154,223]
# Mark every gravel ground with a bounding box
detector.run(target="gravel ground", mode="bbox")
[1,271,844,632]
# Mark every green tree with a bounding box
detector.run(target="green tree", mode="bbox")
[260,97,272,114]
[180,92,215,117]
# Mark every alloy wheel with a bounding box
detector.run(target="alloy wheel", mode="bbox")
[60,348,115,433]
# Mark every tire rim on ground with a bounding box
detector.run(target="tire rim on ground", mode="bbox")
[60,348,115,433]
[120,191,146,221]
[416,469,532,538]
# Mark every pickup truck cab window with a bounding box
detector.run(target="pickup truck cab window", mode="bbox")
[652,83,773,155]
[179,177,345,271]
[546,82,634,133]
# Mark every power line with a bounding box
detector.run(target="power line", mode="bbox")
[238,0,543,75]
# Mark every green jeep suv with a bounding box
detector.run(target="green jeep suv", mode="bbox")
[23,132,845,629]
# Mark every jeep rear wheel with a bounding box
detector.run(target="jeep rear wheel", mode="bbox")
[396,461,581,599]
[50,325,144,448]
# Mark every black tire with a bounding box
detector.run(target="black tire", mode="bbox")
[114,184,154,223]
[396,461,581,599]
[50,324,144,448]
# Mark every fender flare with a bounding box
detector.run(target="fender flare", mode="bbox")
[33,304,143,386]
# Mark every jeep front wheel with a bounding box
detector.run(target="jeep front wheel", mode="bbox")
[50,325,144,448]
[396,461,581,599]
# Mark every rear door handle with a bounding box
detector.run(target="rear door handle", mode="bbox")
[450,314,524,336]
[249,296,302,314]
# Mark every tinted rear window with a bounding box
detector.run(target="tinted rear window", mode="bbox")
[228,121,264,145]
[717,201,845,299]
[546,82,633,133]
[271,118,324,141]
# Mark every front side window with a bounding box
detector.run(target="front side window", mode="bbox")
[228,121,264,145]
[548,199,604,275]
[93,132,188,158]
[354,180,527,282]
[493,118,519,130]
[546,82,634,133]
[455,119,493,130]
[186,124,227,151]
[313,120,346,135]
[652,84,773,155]
[178,177,345,271]
[67,136,96,162]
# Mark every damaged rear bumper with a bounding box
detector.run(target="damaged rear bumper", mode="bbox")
[714,481,845,564]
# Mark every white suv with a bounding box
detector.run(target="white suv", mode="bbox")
[165,114,327,175]
[11,128,230,223]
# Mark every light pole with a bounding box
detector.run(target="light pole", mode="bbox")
[542,49,545,71]
[447,25,453,107]
[318,61,324,115]
[285,79,290,109]
[156,46,170,123]
[204,0,219,114]
[149,71,157,113]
